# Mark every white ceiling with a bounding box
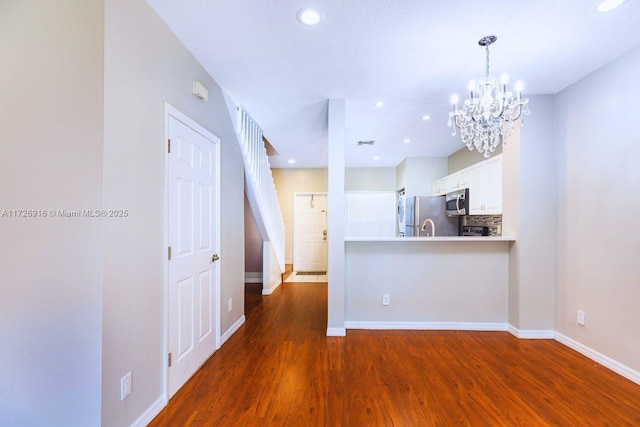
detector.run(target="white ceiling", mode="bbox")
[146,0,640,168]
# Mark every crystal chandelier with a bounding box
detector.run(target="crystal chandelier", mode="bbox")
[448,35,530,158]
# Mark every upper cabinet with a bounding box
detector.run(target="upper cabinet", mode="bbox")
[433,155,502,215]
[468,161,485,214]
[432,177,447,196]
[446,169,469,193]
[433,169,469,196]
[483,155,502,214]
[468,155,502,215]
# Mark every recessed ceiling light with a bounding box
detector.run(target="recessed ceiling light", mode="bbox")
[597,0,625,12]
[296,8,322,25]
[375,101,384,108]
[373,156,380,161]
[421,114,431,121]
[288,159,296,164]
[403,138,411,143]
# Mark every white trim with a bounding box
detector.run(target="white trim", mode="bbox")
[344,321,509,331]
[262,277,282,295]
[555,332,640,386]
[130,395,166,427]
[163,103,222,398]
[244,272,263,283]
[326,327,347,336]
[220,315,246,347]
[507,325,555,339]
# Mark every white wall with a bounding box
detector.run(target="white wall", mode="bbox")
[272,168,328,263]
[345,242,509,324]
[396,158,407,191]
[404,157,448,196]
[345,167,396,191]
[517,95,556,331]
[0,1,104,425]
[327,99,346,335]
[555,46,640,372]
[503,96,557,332]
[267,242,282,290]
[102,0,245,425]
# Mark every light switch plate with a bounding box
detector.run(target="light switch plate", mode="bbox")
[121,372,132,401]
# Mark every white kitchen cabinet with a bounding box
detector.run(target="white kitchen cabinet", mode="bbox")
[484,155,502,214]
[446,172,459,193]
[446,169,469,192]
[468,155,502,215]
[432,177,447,196]
[433,168,470,196]
[431,156,499,212]
[468,162,485,214]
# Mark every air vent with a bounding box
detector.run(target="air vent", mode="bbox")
[357,140,375,146]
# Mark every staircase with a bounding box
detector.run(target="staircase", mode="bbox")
[237,107,285,288]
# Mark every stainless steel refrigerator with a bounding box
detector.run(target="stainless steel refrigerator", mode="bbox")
[404,196,459,237]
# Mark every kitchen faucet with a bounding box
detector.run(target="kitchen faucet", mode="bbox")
[421,218,435,237]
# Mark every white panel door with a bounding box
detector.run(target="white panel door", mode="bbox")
[294,194,328,272]
[168,114,219,398]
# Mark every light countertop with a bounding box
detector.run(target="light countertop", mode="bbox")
[345,236,516,242]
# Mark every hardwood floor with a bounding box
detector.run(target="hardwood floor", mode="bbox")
[150,281,640,426]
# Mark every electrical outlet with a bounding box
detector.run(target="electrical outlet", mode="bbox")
[577,310,585,326]
[382,294,390,306]
[228,298,233,312]
[120,372,132,401]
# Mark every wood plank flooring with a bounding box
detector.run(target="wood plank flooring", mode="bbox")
[149,281,640,426]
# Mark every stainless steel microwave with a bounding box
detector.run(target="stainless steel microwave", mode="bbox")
[445,188,469,217]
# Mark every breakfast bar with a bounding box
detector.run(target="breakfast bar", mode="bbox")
[343,236,516,330]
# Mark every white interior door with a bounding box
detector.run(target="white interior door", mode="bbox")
[167,110,220,398]
[294,193,328,272]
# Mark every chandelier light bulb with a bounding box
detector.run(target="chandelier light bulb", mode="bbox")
[500,73,509,85]
[451,94,459,105]
[515,81,524,99]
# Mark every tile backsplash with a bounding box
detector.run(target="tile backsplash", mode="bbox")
[462,215,502,236]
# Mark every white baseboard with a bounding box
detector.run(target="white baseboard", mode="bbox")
[130,394,166,427]
[262,278,282,295]
[244,272,263,283]
[507,325,555,339]
[555,332,640,386]
[344,321,509,331]
[326,327,347,336]
[220,315,246,347]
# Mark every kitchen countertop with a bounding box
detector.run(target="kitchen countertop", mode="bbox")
[345,236,516,242]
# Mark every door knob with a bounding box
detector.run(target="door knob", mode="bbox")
[212,254,220,262]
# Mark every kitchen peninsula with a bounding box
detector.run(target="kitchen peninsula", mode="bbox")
[344,237,515,330]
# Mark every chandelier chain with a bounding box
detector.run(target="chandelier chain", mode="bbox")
[485,44,490,78]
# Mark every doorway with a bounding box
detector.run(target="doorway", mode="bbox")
[165,104,221,399]
[293,193,328,274]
